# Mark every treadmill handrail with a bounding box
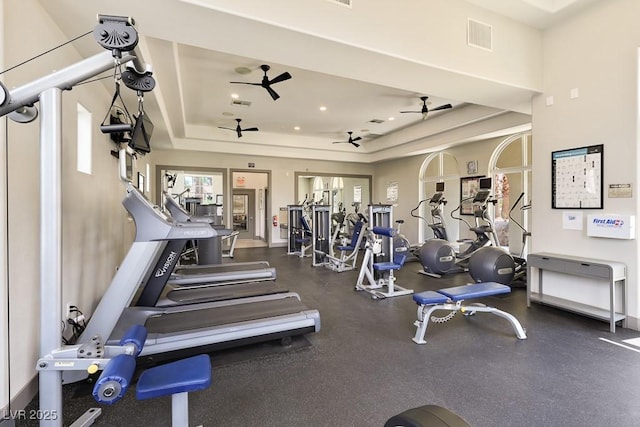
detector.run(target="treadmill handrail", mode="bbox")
[123,185,217,242]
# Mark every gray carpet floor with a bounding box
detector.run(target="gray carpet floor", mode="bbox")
[17,246,640,426]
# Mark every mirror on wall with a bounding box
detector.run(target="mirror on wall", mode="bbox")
[295,172,372,216]
[156,165,227,225]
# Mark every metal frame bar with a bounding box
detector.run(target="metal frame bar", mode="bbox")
[1,47,143,427]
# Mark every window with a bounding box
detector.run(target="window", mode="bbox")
[488,132,532,256]
[418,152,460,243]
[76,103,92,174]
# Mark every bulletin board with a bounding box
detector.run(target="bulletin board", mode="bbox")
[552,144,603,209]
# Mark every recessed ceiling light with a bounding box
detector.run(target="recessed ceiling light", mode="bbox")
[234,66,252,75]
[231,93,239,99]
[388,117,395,121]
[319,106,327,111]
[294,126,301,131]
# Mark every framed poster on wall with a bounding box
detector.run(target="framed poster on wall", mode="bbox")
[460,175,484,215]
[552,144,603,209]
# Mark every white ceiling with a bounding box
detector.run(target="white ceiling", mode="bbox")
[32,0,600,163]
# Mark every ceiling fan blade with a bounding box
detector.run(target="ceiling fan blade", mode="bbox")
[431,103,452,111]
[229,81,261,86]
[352,136,362,142]
[400,110,421,114]
[265,85,280,101]
[350,142,360,148]
[268,72,292,85]
[218,126,235,131]
[237,130,243,138]
[242,127,259,132]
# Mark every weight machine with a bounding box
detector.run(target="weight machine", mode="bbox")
[0,15,158,427]
[286,204,312,257]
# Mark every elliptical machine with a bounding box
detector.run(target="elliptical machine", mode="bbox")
[418,178,498,277]
[467,192,530,287]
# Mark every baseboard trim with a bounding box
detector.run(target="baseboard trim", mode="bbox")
[2,374,37,425]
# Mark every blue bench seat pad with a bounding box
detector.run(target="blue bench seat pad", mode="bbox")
[413,282,510,305]
[373,262,403,271]
[413,291,450,305]
[439,282,510,301]
[136,354,212,400]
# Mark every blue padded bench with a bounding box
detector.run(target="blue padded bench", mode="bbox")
[137,354,212,427]
[412,282,527,344]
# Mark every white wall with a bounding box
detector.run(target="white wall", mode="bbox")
[2,0,135,410]
[531,0,640,327]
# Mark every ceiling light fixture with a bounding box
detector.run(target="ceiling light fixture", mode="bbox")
[294,126,300,131]
[231,93,239,99]
[319,106,327,111]
[234,66,252,75]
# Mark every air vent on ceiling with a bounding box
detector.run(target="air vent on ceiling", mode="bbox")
[326,0,352,8]
[368,119,384,124]
[231,99,251,108]
[467,18,492,51]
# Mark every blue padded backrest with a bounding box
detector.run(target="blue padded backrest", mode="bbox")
[349,221,364,246]
[393,251,407,267]
[300,216,311,233]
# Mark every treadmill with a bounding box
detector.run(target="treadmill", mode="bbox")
[161,193,277,282]
[133,195,281,307]
[66,183,320,382]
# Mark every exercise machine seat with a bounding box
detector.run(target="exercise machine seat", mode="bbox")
[337,220,364,251]
[136,354,212,400]
[384,405,471,427]
[373,253,407,271]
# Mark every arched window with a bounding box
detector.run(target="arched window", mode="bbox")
[488,132,532,256]
[418,151,461,243]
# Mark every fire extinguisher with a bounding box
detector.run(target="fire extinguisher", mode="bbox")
[272,215,278,227]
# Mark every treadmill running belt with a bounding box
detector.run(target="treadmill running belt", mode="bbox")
[166,281,287,304]
[145,297,309,334]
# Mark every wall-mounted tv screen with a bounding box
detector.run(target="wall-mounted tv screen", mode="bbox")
[128,113,153,155]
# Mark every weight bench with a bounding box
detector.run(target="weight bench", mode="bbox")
[412,282,527,344]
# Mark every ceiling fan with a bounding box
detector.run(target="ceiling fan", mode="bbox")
[230,64,292,101]
[332,131,362,148]
[218,118,259,138]
[400,96,452,119]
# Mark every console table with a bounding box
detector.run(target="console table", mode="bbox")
[527,252,626,333]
